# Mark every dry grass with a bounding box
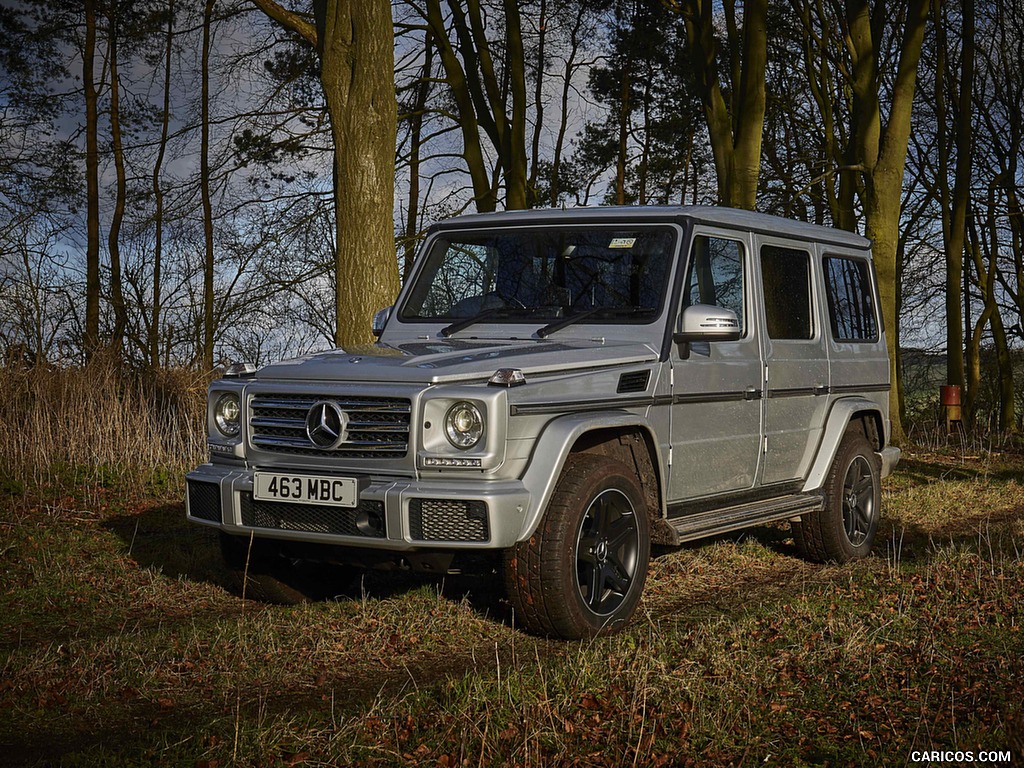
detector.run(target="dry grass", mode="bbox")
[0,362,208,494]
[1,369,1023,766]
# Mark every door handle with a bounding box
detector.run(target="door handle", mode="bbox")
[813,384,829,396]
[744,387,762,401]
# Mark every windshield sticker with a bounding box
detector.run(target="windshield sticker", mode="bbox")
[608,237,637,249]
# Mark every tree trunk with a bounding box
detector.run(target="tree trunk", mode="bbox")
[83,0,101,361]
[615,64,630,205]
[150,0,174,370]
[972,183,1017,431]
[679,0,767,210]
[403,29,432,280]
[316,0,400,345]
[424,0,497,211]
[201,0,216,370]
[423,0,528,211]
[845,0,930,444]
[107,3,128,355]
[528,0,547,207]
[550,3,588,207]
[935,0,974,392]
[502,0,529,209]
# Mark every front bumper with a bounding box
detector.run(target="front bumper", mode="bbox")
[185,463,532,551]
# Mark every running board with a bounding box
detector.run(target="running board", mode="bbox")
[667,493,824,544]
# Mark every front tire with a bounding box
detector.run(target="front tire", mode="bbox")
[504,454,651,639]
[794,430,881,563]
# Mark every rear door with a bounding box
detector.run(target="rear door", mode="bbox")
[757,238,830,484]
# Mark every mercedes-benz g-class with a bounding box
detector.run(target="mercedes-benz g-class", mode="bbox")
[186,206,900,639]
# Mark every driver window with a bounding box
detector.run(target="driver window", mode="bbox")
[684,235,745,334]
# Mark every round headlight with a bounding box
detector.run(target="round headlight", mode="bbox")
[444,401,484,449]
[214,393,241,438]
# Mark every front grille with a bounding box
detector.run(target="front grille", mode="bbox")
[249,393,411,458]
[409,499,489,542]
[187,480,222,523]
[240,492,386,538]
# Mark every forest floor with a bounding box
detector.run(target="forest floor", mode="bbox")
[2,446,1023,767]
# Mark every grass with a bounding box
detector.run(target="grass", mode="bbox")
[1,366,1023,765]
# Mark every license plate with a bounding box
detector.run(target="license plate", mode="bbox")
[253,472,358,508]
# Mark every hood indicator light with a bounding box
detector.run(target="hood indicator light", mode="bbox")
[489,368,527,387]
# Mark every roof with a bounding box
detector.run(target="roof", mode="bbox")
[430,205,872,251]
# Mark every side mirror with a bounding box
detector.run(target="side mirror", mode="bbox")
[673,303,741,344]
[372,306,392,338]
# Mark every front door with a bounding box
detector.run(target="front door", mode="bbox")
[668,229,763,503]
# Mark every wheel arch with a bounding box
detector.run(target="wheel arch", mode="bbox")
[801,398,886,493]
[518,412,666,543]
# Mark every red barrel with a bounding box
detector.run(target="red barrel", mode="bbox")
[940,385,962,407]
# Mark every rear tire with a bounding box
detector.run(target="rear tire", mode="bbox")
[504,454,651,639]
[794,430,881,563]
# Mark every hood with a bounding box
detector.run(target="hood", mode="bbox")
[254,338,659,384]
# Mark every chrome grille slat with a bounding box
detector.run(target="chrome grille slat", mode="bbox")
[253,435,407,451]
[250,416,307,430]
[253,397,410,413]
[249,392,411,458]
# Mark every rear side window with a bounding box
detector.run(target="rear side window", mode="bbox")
[761,245,812,339]
[823,256,878,341]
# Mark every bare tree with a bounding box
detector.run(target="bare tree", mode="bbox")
[84,0,102,360]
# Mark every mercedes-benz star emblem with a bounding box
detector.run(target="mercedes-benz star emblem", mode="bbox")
[305,400,348,450]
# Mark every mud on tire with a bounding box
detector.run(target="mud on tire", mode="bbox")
[793,429,881,563]
[503,454,651,639]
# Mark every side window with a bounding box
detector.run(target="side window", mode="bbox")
[685,235,745,333]
[761,244,813,340]
[823,256,878,341]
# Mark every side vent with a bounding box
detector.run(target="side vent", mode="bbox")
[617,370,650,394]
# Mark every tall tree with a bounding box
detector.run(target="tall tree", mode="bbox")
[933,0,974,396]
[799,0,930,440]
[398,28,433,279]
[201,0,216,369]
[250,0,400,346]
[149,0,174,370]
[83,0,102,361]
[422,0,530,211]
[106,1,130,353]
[671,0,768,210]
[852,0,930,443]
[568,2,706,207]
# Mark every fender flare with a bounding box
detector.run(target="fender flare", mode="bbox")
[517,411,664,542]
[801,397,886,493]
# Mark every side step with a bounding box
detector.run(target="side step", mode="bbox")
[667,493,824,544]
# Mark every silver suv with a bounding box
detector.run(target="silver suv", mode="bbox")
[186,206,900,639]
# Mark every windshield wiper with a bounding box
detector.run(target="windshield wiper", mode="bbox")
[536,308,605,338]
[440,306,544,337]
[536,306,653,338]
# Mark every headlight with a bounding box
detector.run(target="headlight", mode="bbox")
[444,401,484,449]
[214,393,241,438]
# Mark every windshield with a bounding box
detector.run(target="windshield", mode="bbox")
[400,225,679,326]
